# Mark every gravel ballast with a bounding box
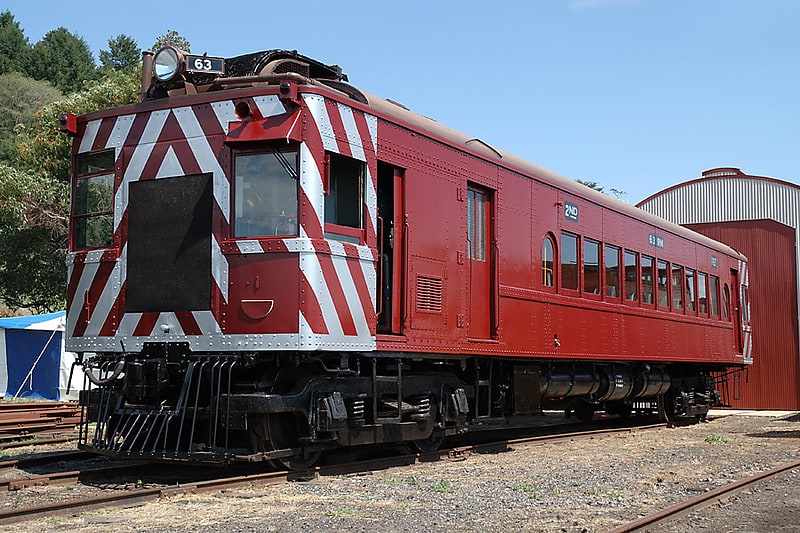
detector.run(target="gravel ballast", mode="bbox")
[4,411,799,532]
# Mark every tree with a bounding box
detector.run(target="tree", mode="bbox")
[576,179,604,193]
[0,72,61,163]
[0,69,140,311]
[0,163,68,311]
[0,11,30,75]
[99,34,141,73]
[152,30,191,52]
[27,27,97,94]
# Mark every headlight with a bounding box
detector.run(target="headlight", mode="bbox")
[153,47,182,82]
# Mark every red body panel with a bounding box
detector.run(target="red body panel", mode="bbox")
[66,80,749,369]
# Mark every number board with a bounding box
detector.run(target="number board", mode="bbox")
[648,232,665,249]
[564,201,579,222]
[186,55,225,75]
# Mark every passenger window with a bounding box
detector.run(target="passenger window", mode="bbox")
[234,149,299,238]
[325,152,364,243]
[604,244,620,298]
[698,272,708,314]
[657,260,669,308]
[686,269,696,312]
[583,239,600,295]
[561,233,579,291]
[710,275,720,316]
[624,250,638,302]
[542,236,555,287]
[671,264,683,310]
[641,255,654,305]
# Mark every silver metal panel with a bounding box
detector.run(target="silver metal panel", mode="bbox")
[639,177,800,228]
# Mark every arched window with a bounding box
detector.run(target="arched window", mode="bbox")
[542,236,555,287]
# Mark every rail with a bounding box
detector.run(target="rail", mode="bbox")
[608,460,800,532]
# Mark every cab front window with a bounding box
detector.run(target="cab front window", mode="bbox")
[234,149,298,238]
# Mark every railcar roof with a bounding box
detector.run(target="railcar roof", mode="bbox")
[85,48,744,261]
[357,88,744,260]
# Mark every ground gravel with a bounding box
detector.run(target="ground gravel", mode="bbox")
[5,411,799,532]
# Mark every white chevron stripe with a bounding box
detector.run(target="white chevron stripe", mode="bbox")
[173,106,230,223]
[236,240,265,254]
[211,100,238,132]
[338,104,363,160]
[304,95,338,152]
[192,311,221,334]
[83,245,126,337]
[78,119,101,153]
[156,145,184,178]
[253,95,287,118]
[211,235,228,303]
[114,110,170,231]
[66,259,102,337]
[116,312,143,338]
[327,240,370,338]
[299,143,324,234]
[299,250,343,338]
[106,114,135,151]
[360,255,377,309]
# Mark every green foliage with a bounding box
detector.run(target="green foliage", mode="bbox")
[1,69,140,311]
[326,509,361,517]
[99,34,141,74]
[152,30,191,52]
[508,482,540,499]
[0,72,61,162]
[0,164,68,311]
[705,434,728,444]
[27,27,98,94]
[0,11,30,75]
[16,69,141,180]
[576,179,604,193]
[429,480,454,493]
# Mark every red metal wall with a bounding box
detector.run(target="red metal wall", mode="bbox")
[687,220,800,409]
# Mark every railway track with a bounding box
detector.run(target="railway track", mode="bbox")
[0,401,81,447]
[608,459,800,532]
[0,418,665,525]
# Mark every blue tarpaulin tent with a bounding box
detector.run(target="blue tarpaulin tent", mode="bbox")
[0,312,80,401]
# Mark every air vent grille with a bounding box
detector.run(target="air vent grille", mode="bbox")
[416,276,443,313]
[270,59,310,78]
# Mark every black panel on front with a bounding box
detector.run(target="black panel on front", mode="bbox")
[126,174,212,313]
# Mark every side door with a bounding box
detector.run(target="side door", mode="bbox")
[466,185,494,338]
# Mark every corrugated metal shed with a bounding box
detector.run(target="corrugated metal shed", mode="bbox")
[638,168,800,409]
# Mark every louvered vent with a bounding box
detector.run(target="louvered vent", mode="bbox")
[267,59,310,78]
[416,275,443,313]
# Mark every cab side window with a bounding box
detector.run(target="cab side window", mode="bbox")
[325,152,365,243]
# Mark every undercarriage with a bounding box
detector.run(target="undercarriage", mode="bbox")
[77,347,722,468]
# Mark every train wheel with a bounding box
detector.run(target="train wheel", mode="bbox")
[657,393,676,425]
[253,367,323,470]
[410,432,444,454]
[266,412,322,470]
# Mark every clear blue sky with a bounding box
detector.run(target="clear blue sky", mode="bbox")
[5,0,798,203]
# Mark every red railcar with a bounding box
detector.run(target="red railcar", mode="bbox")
[64,48,751,467]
